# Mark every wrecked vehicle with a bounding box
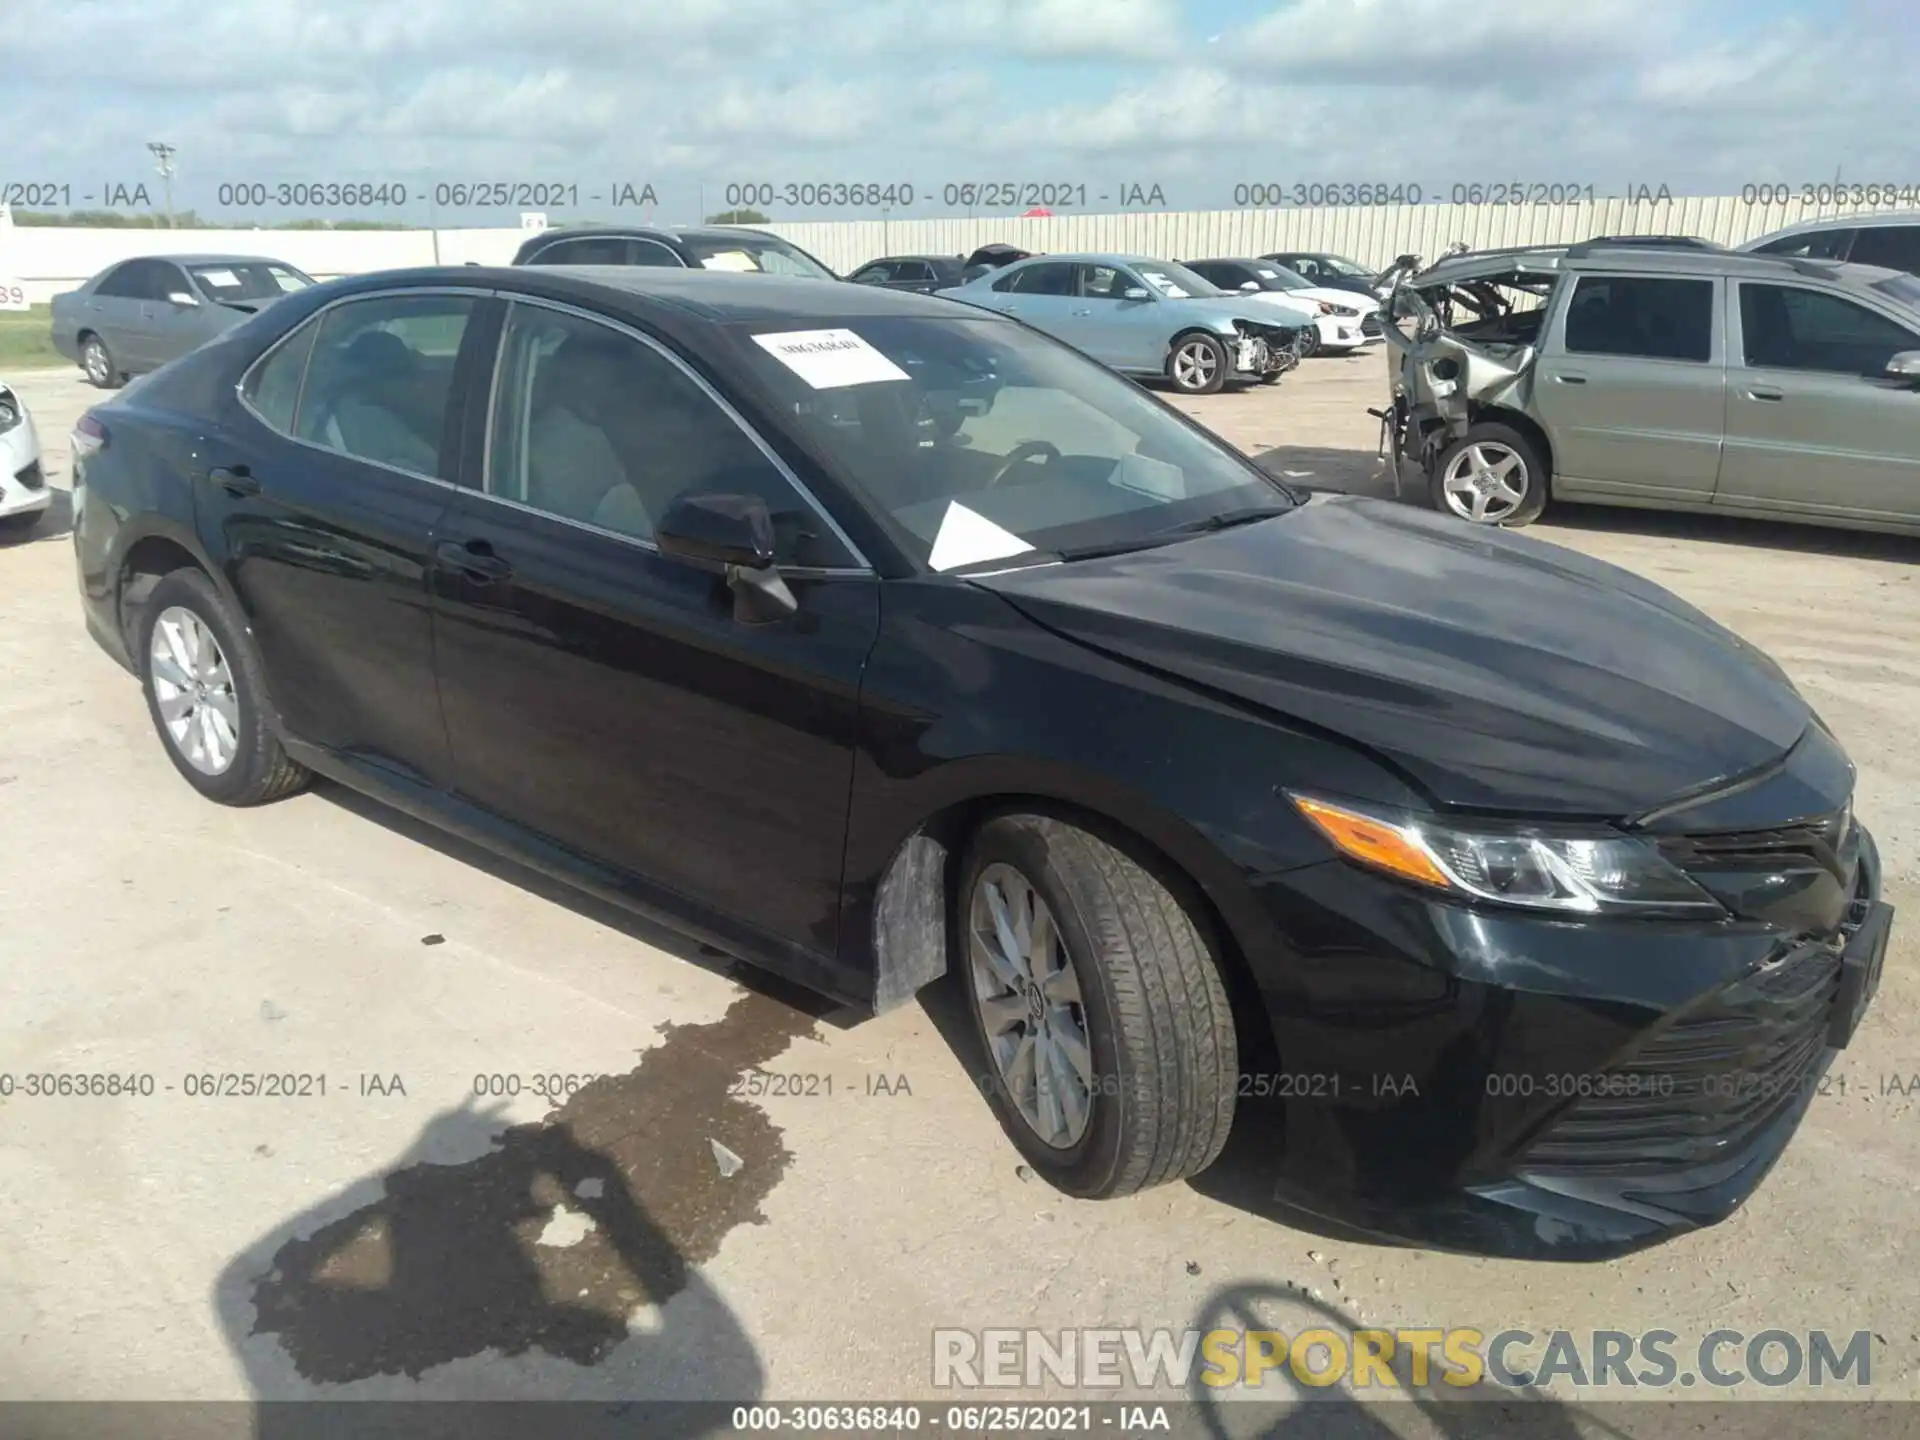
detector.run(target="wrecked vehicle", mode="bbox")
[1375,238,1920,533]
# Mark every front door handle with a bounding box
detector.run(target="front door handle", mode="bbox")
[1554,372,1588,384]
[435,538,513,583]
[1747,386,1785,401]
[208,465,259,497]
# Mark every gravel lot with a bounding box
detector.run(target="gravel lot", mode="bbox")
[3,351,1918,1422]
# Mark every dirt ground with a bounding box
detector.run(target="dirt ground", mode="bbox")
[2,350,1917,1426]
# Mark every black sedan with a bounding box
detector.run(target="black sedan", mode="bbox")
[71,266,1891,1258]
[847,255,968,294]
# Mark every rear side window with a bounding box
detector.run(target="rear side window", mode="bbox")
[1563,275,1714,362]
[528,236,631,265]
[291,295,476,478]
[1754,228,1855,261]
[1848,226,1920,275]
[1738,284,1920,375]
[242,321,321,433]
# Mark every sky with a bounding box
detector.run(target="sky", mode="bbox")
[3,0,1917,225]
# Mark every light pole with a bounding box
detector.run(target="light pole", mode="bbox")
[147,142,176,227]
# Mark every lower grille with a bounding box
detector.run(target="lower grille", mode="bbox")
[15,460,45,491]
[1521,941,1841,1176]
[1361,313,1384,336]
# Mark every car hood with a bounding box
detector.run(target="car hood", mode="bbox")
[1293,285,1378,312]
[968,495,1810,817]
[1165,296,1300,329]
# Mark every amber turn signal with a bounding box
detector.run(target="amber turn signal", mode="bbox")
[1288,794,1451,889]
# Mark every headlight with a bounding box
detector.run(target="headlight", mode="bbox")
[1288,793,1725,917]
[1314,301,1335,315]
[0,394,19,433]
[1328,303,1361,317]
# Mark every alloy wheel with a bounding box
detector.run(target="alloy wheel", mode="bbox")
[83,340,110,385]
[149,606,241,775]
[1441,441,1529,523]
[967,862,1095,1149]
[1171,339,1220,392]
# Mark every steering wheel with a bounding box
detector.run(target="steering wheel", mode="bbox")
[986,440,1061,488]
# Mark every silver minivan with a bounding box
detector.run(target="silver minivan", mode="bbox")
[1377,239,1920,536]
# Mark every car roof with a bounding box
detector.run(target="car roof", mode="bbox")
[323,264,980,324]
[521,223,785,245]
[1412,239,1911,291]
[114,253,292,267]
[860,254,963,265]
[1000,253,1168,266]
[1746,210,1920,241]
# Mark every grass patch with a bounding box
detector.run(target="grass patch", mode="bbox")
[0,306,67,370]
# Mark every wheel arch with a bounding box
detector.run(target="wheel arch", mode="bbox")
[115,522,235,656]
[864,779,1277,1075]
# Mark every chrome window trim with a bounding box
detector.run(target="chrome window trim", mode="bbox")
[475,292,875,576]
[232,286,493,488]
[628,238,686,268]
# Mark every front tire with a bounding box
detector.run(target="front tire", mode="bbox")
[1430,422,1549,527]
[81,333,123,390]
[959,813,1238,1199]
[137,569,310,806]
[1166,333,1228,395]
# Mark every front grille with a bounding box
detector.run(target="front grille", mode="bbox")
[1521,940,1842,1176]
[1656,807,1853,879]
[15,460,45,492]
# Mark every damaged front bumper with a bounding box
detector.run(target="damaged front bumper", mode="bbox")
[1229,321,1309,381]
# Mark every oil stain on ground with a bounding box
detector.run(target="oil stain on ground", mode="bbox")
[248,986,821,1382]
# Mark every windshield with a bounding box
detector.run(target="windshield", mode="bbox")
[1131,260,1225,299]
[190,262,313,301]
[1249,264,1310,290]
[730,315,1293,571]
[1320,255,1375,279]
[682,235,836,280]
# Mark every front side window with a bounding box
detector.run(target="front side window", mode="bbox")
[487,303,856,566]
[850,263,892,285]
[1078,264,1130,300]
[730,314,1296,572]
[191,261,313,302]
[1739,284,1920,375]
[997,262,1075,296]
[291,294,474,477]
[1563,275,1714,362]
[628,238,686,268]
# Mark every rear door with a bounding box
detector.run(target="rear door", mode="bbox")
[143,259,223,367]
[196,287,488,787]
[427,296,881,982]
[1718,280,1920,522]
[1531,271,1726,501]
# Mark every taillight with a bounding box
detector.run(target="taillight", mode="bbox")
[72,412,108,458]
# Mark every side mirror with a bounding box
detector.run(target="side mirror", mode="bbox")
[166,291,199,307]
[1122,287,1152,302]
[1885,350,1920,382]
[654,491,797,624]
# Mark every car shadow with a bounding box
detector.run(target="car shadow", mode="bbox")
[1539,500,1920,562]
[1185,1284,1607,1439]
[0,485,74,544]
[313,780,862,1032]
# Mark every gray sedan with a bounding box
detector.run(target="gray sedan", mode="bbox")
[52,255,315,389]
[936,254,1306,393]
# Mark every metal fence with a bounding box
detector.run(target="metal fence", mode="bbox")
[0,195,1906,302]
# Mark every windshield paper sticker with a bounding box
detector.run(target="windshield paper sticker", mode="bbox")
[927,502,1036,571]
[752,328,911,389]
[197,269,239,288]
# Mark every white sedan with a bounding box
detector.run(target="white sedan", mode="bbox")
[1181,257,1384,354]
[0,381,49,533]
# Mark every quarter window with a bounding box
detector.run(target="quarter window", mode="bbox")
[242,321,321,434]
[1738,283,1920,375]
[628,238,685,267]
[486,303,856,566]
[1563,275,1714,362]
[290,295,474,478]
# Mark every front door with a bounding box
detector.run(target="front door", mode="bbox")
[194,288,485,787]
[1532,272,1727,502]
[429,298,881,987]
[1718,280,1920,522]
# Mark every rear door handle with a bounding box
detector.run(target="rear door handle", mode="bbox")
[208,465,258,497]
[435,538,513,583]
[1747,386,1784,401]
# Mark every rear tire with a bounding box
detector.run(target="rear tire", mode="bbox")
[81,333,123,390]
[137,569,310,806]
[958,813,1238,1199]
